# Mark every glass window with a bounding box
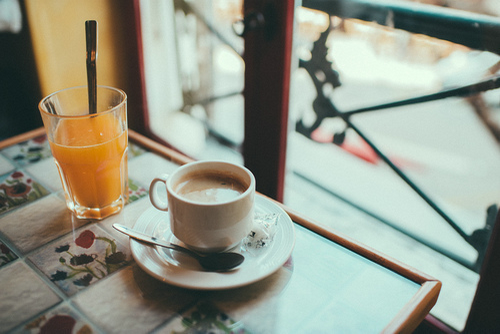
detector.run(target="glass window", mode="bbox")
[140,0,500,331]
[141,0,244,162]
[287,1,500,330]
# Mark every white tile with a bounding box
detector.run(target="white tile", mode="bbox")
[128,152,180,189]
[0,154,14,175]
[0,262,61,332]
[25,158,62,192]
[0,195,86,254]
[73,264,196,333]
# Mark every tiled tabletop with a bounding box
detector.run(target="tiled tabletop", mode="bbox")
[0,129,440,333]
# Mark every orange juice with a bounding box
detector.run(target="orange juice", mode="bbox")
[49,113,128,218]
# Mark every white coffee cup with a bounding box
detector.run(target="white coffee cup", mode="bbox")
[149,161,255,253]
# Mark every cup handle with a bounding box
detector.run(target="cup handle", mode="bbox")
[149,174,169,211]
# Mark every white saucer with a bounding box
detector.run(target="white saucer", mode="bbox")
[130,196,295,290]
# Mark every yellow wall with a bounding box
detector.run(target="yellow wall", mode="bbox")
[25,0,146,132]
[25,0,129,96]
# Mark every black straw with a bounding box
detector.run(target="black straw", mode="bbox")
[85,20,97,114]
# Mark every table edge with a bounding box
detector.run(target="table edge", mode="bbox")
[0,127,47,150]
[1,128,441,333]
[131,129,442,333]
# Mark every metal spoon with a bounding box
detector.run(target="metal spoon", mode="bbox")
[112,224,245,271]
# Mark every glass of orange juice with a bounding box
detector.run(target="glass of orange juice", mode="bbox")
[39,86,128,220]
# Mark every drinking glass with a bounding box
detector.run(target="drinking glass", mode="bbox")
[39,85,128,219]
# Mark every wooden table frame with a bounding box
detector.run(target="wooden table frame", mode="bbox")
[1,127,441,333]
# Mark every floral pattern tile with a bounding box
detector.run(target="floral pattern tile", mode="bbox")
[29,225,130,296]
[158,301,251,334]
[1,135,52,166]
[0,170,50,214]
[0,241,18,267]
[12,303,97,334]
[127,178,148,204]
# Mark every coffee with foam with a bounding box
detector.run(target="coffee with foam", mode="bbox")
[175,172,248,203]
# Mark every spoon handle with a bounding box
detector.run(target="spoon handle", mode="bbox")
[112,224,197,257]
[113,223,245,271]
[85,20,97,114]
